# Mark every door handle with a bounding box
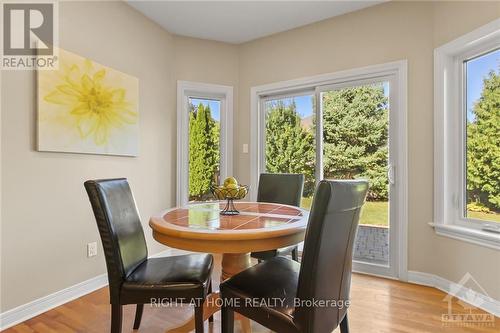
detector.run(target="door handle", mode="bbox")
[388,164,395,185]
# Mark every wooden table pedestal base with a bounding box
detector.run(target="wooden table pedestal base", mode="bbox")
[166,253,253,333]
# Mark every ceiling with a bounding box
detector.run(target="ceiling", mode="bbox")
[127,1,384,44]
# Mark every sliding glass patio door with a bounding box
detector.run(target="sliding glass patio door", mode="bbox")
[259,72,403,278]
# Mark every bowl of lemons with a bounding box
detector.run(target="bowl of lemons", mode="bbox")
[211,177,249,215]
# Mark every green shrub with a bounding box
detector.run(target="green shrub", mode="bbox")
[467,202,491,213]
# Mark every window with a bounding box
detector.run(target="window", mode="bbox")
[188,98,221,202]
[464,49,499,223]
[177,81,233,206]
[262,93,315,208]
[433,19,500,249]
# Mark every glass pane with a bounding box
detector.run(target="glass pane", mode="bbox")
[188,98,221,202]
[465,49,500,223]
[263,94,316,208]
[321,82,389,266]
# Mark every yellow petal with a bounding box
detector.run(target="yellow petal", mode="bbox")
[93,122,108,145]
[77,116,98,139]
[64,65,81,86]
[110,89,126,102]
[56,84,80,96]
[93,69,106,82]
[84,59,93,73]
[115,109,138,124]
[70,104,90,116]
[103,106,135,126]
[44,90,78,105]
[81,74,93,91]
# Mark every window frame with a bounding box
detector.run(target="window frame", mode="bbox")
[177,81,233,206]
[433,19,500,250]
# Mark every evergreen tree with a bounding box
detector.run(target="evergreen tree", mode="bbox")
[189,104,219,200]
[265,101,315,196]
[322,85,389,200]
[467,68,500,211]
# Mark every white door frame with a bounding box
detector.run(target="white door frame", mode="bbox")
[250,61,408,280]
[177,81,233,207]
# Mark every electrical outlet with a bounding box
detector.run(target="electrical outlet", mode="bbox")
[87,242,97,257]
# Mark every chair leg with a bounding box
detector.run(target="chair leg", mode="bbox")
[291,247,299,261]
[208,281,214,323]
[133,304,144,330]
[194,303,204,333]
[340,313,349,333]
[221,306,234,333]
[111,304,123,333]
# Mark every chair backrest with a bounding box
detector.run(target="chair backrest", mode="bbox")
[294,180,368,333]
[257,173,304,207]
[84,178,148,302]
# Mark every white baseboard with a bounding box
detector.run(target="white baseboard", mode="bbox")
[0,273,108,330]
[408,271,500,317]
[0,249,173,331]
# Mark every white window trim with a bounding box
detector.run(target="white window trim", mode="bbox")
[250,60,408,281]
[432,19,500,250]
[177,81,233,207]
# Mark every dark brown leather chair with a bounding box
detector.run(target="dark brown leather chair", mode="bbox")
[221,179,368,333]
[251,173,304,262]
[84,179,213,333]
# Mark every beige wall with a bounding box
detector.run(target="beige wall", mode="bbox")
[236,1,500,299]
[174,36,239,87]
[0,1,177,312]
[1,0,499,314]
[173,36,240,161]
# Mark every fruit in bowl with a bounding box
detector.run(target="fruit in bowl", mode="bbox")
[211,177,249,200]
[224,176,238,187]
[211,178,249,215]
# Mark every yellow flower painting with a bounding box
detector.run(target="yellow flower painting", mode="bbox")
[38,48,139,156]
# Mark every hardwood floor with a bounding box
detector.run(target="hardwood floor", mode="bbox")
[4,255,498,333]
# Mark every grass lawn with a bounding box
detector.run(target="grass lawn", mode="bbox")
[359,201,389,226]
[301,197,500,225]
[467,211,500,223]
[301,197,389,226]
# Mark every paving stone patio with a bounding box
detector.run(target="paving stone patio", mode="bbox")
[354,225,389,265]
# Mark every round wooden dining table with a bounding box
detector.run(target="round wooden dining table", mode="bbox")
[149,201,309,333]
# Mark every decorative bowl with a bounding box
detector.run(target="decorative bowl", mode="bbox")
[211,184,249,215]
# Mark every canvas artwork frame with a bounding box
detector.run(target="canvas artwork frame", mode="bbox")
[37,47,139,156]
